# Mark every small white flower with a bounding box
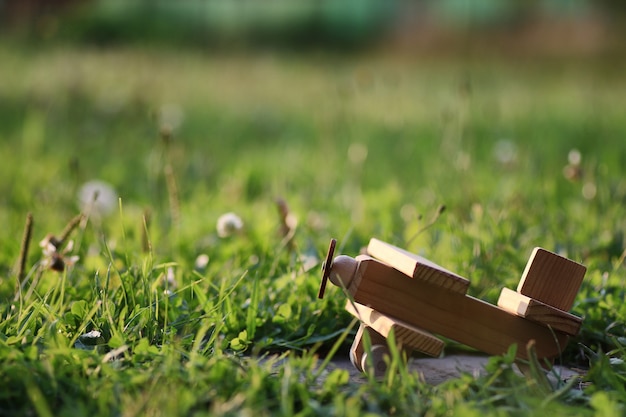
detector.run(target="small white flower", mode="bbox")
[78,180,118,217]
[40,235,60,257]
[216,212,244,238]
[39,235,79,272]
[195,254,210,269]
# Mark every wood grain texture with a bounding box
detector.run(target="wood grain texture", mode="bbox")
[366,238,470,294]
[517,247,587,312]
[497,288,582,336]
[347,257,570,361]
[349,324,387,373]
[346,301,444,357]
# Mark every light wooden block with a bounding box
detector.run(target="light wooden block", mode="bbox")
[497,288,582,336]
[517,248,586,312]
[345,256,570,361]
[345,301,444,357]
[350,324,392,376]
[366,238,470,294]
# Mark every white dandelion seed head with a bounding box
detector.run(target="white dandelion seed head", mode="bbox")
[582,181,597,200]
[493,139,517,165]
[78,180,118,217]
[158,103,185,131]
[216,212,244,238]
[195,254,210,269]
[400,204,418,223]
[248,254,259,266]
[568,149,582,166]
[305,211,327,231]
[348,142,368,165]
[455,151,471,171]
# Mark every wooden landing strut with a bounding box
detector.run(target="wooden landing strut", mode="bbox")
[318,238,587,376]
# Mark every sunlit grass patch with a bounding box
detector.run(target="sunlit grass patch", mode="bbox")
[1,42,626,415]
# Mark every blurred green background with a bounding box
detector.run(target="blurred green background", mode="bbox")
[2,0,626,265]
[3,0,626,52]
[3,3,626,415]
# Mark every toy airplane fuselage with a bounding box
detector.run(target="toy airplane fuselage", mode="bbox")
[319,238,587,374]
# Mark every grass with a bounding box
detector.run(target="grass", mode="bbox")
[1,40,626,416]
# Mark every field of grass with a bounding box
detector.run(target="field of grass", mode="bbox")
[1,40,626,416]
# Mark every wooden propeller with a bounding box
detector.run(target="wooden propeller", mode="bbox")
[318,238,337,299]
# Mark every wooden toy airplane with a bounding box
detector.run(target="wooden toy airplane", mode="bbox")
[317,238,587,376]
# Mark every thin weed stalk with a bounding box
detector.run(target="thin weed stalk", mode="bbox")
[57,214,84,247]
[406,204,446,248]
[312,317,359,381]
[16,212,34,284]
[161,129,180,240]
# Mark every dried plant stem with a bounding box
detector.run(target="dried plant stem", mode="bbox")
[16,213,34,283]
[18,268,43,303]
[616,247,626,270]
[164,163,180,230]
[276,198,296,250]
[406,204,446,247]
[58,213,84,246]
[161,130,180,233]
